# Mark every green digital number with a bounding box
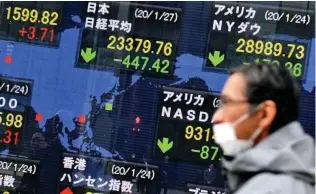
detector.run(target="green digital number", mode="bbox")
[199,145,219,160]
[200,145,209,159]
[141,56,149,70]
[122,55,131,68]
[122,55,140,70]
[151,59,170,73]
[285,62,302,77]
[210,146,219,160]
[131,56,140,69]
[160,60,170,73]
[152,59,160,72]
[122,55,170,74]
[253,58,302,78]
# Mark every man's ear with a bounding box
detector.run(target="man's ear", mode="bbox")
[259,100,276,130]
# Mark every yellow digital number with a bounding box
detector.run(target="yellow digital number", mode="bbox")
[106,36,172,57]
[135,38,143,52]
[296,45,305,60]
[254,40,264,54]
[185,125,211,142]
[245,39,255,53]
[185,125,194,139]
[236,38,246,53]
[42,10,59,25]
[49,12,59,25]
[13,7,22,20]
[156,41,164,55]
[0,112,3,124]
[194,127,203,141]
[30,9,39,23]
[6,113,14,127]
[15,114,23,128]
[287,44,296,58]
[273,43,283,56]
[164,42,172,56]
[21,8,29,22]
[5,113,23,128]
[142,40,151,53]
[6,6,58,25]
[0,112,23,128]
[41,11,50,24]
[125,37,134,51]
[117,36,125,50]
[237,39,301,59]
[286,44,305,60]
[264,41,273,56]
[155,41,173,56]
[6,7,11,20]
[107,35,116,49]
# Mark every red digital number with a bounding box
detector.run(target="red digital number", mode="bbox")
[27,26,36,40]
[3,130,12,144]
[19,26,55,42]
[2,130,19,145]
[14,132,19,145]
[39,27,55,42]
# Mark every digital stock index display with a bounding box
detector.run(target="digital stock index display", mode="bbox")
[76,2,181,77]
[204,2,315,80]
[0,1,314,194]
[0,76,33,150]
[0,2,64,47]
[154,87,222,165]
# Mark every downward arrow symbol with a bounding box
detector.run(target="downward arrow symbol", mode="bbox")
[208,51,225,67]
[157,138,173,153]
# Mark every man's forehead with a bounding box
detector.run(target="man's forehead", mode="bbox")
[221,73,247,99]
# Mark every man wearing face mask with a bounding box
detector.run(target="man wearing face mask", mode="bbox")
[212,64,315,194]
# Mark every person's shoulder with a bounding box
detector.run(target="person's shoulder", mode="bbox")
[235,172,314,194]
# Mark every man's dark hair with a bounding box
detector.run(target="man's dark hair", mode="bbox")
[230,64,300,134]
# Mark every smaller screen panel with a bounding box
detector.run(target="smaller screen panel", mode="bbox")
[153,86,222,165]
[0,76,33,151]
[204,2,315,80]
[75,1,182,78]
[0,2,64,47]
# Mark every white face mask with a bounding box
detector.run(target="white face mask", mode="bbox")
[213,104,264,156]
